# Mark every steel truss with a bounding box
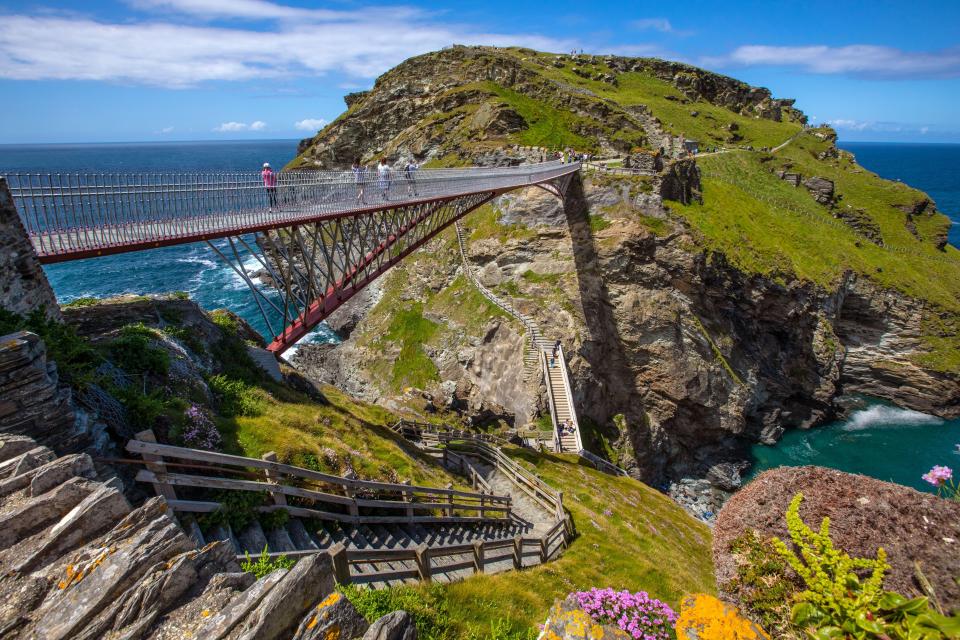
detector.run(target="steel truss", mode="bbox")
[213,175,574,355]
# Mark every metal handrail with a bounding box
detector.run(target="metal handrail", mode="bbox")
[3,161,581,259]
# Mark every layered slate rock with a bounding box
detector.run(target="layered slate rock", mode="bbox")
[713,465,960,608]
[362,610,417,640]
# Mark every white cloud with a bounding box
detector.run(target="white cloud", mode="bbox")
[920,126,930,135]
[249,120,266,130]
[294,118,328,131]
[214,121,249,132]
[160,126,174,133]
[630,18,674,33]
[708,44,960,79]
[0,2,573,88]
[825,119,871,131]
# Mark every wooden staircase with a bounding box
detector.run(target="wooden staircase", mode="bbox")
[126,429,571,588]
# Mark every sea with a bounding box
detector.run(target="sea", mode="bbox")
[1,139,958,492]
[0,139,338,358]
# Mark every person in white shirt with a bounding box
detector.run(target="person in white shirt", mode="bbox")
[377,159,392,201]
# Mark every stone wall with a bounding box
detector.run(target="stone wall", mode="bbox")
[0,178,61,320]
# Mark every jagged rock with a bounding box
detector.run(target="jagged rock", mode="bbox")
[802,176,835,206]
[0,435,41,462]
[28,452,96,496]
[68,541,235,640]
[0,452,94,498]
[25,497,190,639]
[193,569,287,639]
[0,476,97,549]
[12,481,131,573]
[292,590,370,640]
[714,466,960,609]
[232,553,337,640]
[776,170,801,186]
[362,610,417,640]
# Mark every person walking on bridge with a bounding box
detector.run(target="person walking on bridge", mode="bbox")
[377,158,392,201]
[262,163,279,212]
[404,160,419,197]
[352,158,367,205]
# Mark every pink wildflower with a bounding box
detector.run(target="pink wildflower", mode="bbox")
[922,465,953,486]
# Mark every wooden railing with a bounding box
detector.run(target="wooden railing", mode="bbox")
[320,514,571,585]
[126,429,512,525]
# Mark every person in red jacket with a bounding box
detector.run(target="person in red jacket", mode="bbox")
[262,162,278,211]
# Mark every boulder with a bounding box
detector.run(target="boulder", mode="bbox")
[31,497,195,639]
[12,480,131,573]
[0,452,95,498]
[538,596,630,639]
[0,476,97,549]
[714,466,960,609]
[232,553,337,640]
[802,176,835,206]
[292,590,370,640]
[675,594,768,639]
[194,568,288,639]
[362,610,417,640]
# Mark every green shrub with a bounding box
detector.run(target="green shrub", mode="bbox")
[107,324,169,376]
[207,374,267,417]
[724,530,803,638]
[0,308,99,385]
[774,493,960,639]
[199,490,267,532]
[113,386,171,429]
[62,297,99,308]
[162,325,206,355]
[257,508,289,531]
[341,584,452,640]
[241,545,295,579]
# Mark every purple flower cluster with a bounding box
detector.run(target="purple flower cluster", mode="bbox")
[572,587,676,640]
[182,404,221,451]
[922,465,953,486]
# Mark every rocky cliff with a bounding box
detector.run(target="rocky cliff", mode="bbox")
[292,47,959,517]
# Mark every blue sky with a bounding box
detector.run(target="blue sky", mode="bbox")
[1,0,958,144]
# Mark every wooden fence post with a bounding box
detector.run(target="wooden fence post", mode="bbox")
[344,470,359,517]
[261,451,287,506]
[539,536,548,564]
[445,483,454,517]
[415,544,431,583]
[401,479,414,519]
[329,543,350,584]
[513,535,523,570]
[134,429,178,502]
[473,540,485,574]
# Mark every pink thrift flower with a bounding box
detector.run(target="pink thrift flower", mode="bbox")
[922,465,953,486]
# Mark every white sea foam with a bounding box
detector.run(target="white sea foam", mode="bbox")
[841,405,943,431]
[280,324,339,362]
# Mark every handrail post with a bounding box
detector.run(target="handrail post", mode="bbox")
[445,483,454,517]
[539,536,548,564]
[415,544,432,583]
[261,451,287,506]
[329,542,351,584]
[344,469,360,518]
[401,479,414,519]
[134,429,178,502]
[513,535,523,570]
[473,540,485,574]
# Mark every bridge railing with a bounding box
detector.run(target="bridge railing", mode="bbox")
[2,161,580,258]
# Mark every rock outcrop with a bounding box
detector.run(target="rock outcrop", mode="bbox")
[713,466,960,608]
[0,430,407,640]
[0,178,61,321]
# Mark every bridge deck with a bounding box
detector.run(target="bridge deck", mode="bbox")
[5,161,578,263]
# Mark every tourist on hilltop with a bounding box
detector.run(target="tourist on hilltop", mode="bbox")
[262,162,278,212]
[352,158,367,205]
[404,160,419,196]
[377,158,392,201]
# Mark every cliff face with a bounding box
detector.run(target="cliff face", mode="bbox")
[289,47,960,515]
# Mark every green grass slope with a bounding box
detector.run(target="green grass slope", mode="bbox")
[346,448,716,639]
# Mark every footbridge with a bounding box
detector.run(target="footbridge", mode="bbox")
[3,161,579,353]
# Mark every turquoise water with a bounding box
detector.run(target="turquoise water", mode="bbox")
[750,142,960,494]
[750,403,960,494]
[0,140,338,354]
